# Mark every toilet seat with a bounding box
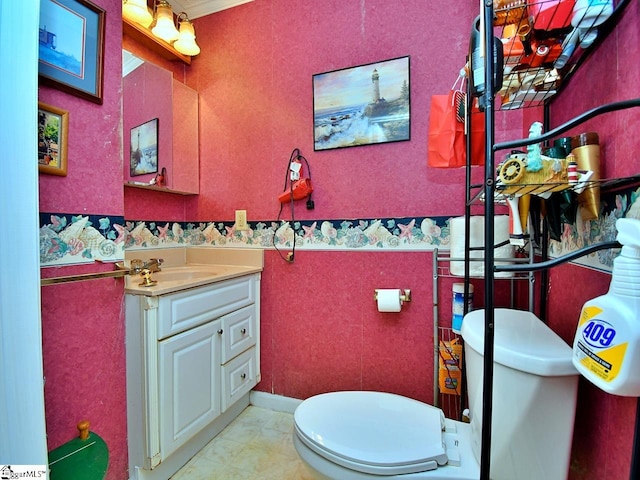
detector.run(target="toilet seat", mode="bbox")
[294,391,450,476]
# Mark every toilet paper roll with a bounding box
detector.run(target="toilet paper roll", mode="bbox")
[449,216,514,278]
[376,289,402,312]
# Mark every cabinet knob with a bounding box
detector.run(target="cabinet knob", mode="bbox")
[217,329,223,335]
[241,328,247,335]
[240,373,247,380]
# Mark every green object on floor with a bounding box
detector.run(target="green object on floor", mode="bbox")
[48,431,108,480]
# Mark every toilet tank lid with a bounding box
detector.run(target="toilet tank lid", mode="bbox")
[460,308,578,376]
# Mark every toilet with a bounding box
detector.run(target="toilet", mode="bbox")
[293,308,579,480]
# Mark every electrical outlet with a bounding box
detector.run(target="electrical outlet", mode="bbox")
[235,210,248,230]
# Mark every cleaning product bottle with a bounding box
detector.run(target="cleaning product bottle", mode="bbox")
[572,218,640,396]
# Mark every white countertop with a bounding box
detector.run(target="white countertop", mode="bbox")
[124,247,263,296]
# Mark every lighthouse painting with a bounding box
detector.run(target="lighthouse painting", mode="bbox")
[313,56,410,151]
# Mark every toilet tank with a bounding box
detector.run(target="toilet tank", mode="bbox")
[460,308,578,480]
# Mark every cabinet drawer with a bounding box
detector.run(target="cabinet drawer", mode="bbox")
[221,304,257,363]
[158,275,256,339]
[221,347,257,412]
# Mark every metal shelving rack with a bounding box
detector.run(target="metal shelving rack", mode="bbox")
[466,2,639,479]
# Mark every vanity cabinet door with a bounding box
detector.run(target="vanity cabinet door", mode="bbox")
[158,319,222,459]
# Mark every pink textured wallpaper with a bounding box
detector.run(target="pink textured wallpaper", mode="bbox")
[188,0,480,222]
[35,1,640,480]
[38,0,123,216]
[260,250,511,403]
[38,0,128,479]
[542,4,640,479]
[185,2,639,480]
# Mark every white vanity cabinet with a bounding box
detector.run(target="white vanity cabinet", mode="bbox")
[126,273,261,480]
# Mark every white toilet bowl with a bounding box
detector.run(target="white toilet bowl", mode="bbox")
[293,391,480,479]
[293,308,579,480]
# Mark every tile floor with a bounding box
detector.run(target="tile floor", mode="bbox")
[170,406,316,480]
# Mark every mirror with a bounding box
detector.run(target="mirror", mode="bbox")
[123,50,199,195]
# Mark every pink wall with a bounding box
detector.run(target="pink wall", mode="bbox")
[35,2,640,480]
[542,4,640,479]
[188,0,482,222]
[185,2,639,480]
[38,0,128,479]
[186,0,481,407]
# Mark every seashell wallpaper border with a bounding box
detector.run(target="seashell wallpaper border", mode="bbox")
[40,213,126,266]
[39,214,454,268]
[39,186,640,272]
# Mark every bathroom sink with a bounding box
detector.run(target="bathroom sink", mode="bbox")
[124,262,259,296]
[123,247,264,296]
[152,266,221,282]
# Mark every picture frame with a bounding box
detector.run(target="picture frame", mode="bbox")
[313,56,410,151]
[38,0,106,104]
[38,102,69,176]
[130,118,159,176]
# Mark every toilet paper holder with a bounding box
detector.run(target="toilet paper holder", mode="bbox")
[374,289,411,303]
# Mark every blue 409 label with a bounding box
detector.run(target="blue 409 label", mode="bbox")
[581,319,617,348]
[576,306,628,382]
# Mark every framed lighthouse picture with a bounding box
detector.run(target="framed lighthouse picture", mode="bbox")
[38,0,105,104]
[312,56,410,151]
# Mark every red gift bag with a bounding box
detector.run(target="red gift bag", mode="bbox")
[428,77,485,168]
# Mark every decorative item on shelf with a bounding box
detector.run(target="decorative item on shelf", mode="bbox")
[571,0,613,30]
[496,151,570,196]
[571,132,601,220]
[493,0,528,26]
[554,27,580,69]
[122,0,200,57]
[151,167,167,187]
[516,18,533,56]
[529,0,576,31]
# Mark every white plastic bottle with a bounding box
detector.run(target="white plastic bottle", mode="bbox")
[572,218,640,396]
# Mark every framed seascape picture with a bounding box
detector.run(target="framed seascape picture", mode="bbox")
[313,56,410,151]
[38,0,105,104]
[38,102,68,176]
[130,118,159,176]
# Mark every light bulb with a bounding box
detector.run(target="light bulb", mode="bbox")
[174,18,200,56]
[123,0,153,28]
[151,1,179,43]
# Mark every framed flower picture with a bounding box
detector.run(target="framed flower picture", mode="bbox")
[38,102,69,176]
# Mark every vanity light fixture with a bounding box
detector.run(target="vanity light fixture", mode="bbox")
[173,13,200,56]
[122,0,200,57]
[122,0,153,28]
[151,0,180,43]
